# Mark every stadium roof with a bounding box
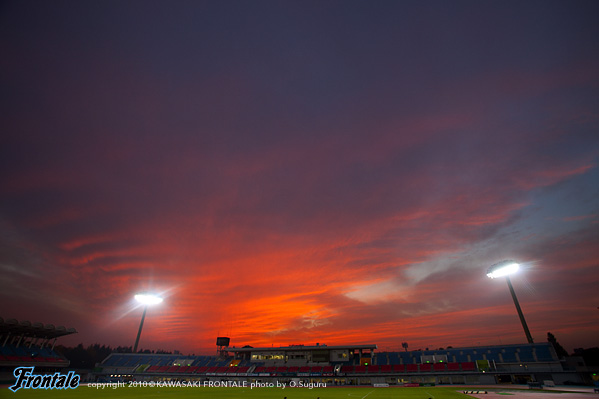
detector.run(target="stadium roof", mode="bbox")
[0,317,77,340]
[226,344,377,353]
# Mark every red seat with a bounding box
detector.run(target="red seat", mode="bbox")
[420,363,432,372]
[406,364,418,372]
[461,362,476,371]
[447,362,460,371]
[433,363,446,371]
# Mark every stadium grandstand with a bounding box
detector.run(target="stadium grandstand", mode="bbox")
[93,339,590,386]
[0,317,75,384]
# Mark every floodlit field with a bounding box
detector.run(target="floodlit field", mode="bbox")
[6,386,481,398]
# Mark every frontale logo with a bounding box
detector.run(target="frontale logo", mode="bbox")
[9,367,80,392]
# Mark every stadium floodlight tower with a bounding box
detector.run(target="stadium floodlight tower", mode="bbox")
[487,260,534,344]
[133,293,163,353]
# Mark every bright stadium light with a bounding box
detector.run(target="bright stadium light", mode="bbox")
[487,260,533,344]
[133,293,163,353]
[487,260,519,279]
[134,293,164,306]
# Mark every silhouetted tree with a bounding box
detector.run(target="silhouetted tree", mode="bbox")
[401,342,408,352]
[573,347,599,367]
[547,332,568,359]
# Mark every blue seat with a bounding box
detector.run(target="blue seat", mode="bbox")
[388,352,400,365]
[534,344,556,361]
[518,346,535,362]
[501,349,517,363]
[399,352,413,364]
[485,348,502,362]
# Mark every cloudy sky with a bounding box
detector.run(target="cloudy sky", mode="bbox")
[1,0,597,354]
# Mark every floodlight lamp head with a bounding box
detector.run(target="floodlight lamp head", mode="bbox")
[487,260,520,279]
[134,293,163,305]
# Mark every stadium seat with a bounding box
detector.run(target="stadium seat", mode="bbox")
[380,365,392,373]
[406,364,418,372]
[447,362,460,371]
[420,363,432,372]
[433,363,446,371]
[399,352,414,364]
[485,348,502,362]
[454,353,469,362]
[392,364,405,372]
[194,357,209,367]
[534,344,556,362]
[461,362,476,371]
[374,353,387,365]
[518,346,535,362]
[502,350,517,363]
[341,365,354,373]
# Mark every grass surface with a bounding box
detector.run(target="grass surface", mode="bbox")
[6,385,477,398]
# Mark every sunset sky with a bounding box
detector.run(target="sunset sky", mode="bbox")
[1,1,597,355]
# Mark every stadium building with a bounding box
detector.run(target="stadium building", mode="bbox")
[0,317,75,384]
[93,338,592,386]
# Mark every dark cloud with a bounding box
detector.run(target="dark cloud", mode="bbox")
[1,0,597,353]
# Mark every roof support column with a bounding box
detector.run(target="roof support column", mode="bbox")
[3,332,10,347]
[16,333,24,347]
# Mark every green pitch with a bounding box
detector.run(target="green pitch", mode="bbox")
[5,386,477,398]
